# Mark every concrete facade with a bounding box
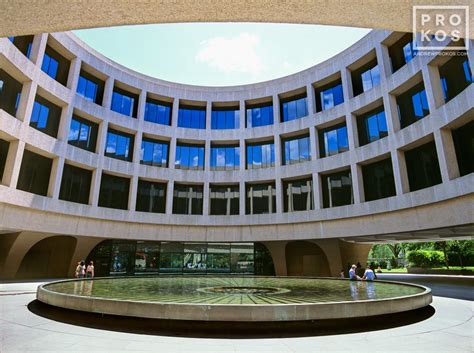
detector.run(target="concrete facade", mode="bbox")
[0,29,473,279]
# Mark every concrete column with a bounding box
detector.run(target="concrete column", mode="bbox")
[128,176,138,211]
[383,92,400,134]
[434,128,460,182]
[376,43,392,78]
[239,137,245,170]
[90,168,102,206]
[239,180,246,215]
[467,39,474,77]
[312,172,323,209]
[204,139,210,171]
[166,182,174,214]
[342,67,354,99]
[102,77,114,110]
[422,64,444,110]
[15,81,37,123]
[96,120,108,155]
[2,140,25,188]
[239,99,245,130]
[66,57,81,91]
[351,163,364,203]
[262,241,288,276]
[346,113,358,149]
[29,33,48,66]
[272,93,280,125]
[203,182,210,215]
[275,178,283,214]
[312,239,343,277]
[309,126,318,160]
[391,149,410,195]
[168,137,177,170]
[57,104,74,141]
[306,83,316,115]
[338,240,373,270]
[171,98,179,128]
[274,135,282,167]
[48,156,65,199]
[67,236,106,277]
[132,131,143,164]
[136,89,147,121]
[205,101,211,130]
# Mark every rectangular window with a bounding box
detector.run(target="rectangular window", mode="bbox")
[281,94,308,122]
[98,173,130,210]
[135,241,160,274]
[140,138,169,168]
[362,157,396,201]
[246,141,275,169]
[178,106,206,129]
[136,180,166,213]
[175,143,205,170]
[388,33,416,73]
[76,71,104,105]
[30,96,62,138]
[405,141,442,192]
[321,170,353,208]
[9,35,33,59]
[246,183,276,215]
[105,129,134,161]
[0,69,23,117]
[111,87,138,118]
[59,164,92,205]
[282,134,311,165]
[0,139,9,182]
[352,58,380,96]
[145,98,172,126]
[283,177,313,212]
[16,150,52,196]
[210,145,240,170]
[319,123,349,157]
[172,184,203,215]
[396,82,429,129]
[357,107,388,146]
[211,107,239,129]
[439,55,472,103]
[452,120,474,177]
[246,103,274,128]
[315,80,344,112]
[41,46,70,86]
[210,184,239,215]
[68,115,98,152]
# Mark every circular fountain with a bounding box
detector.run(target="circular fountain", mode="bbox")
[37,276,431,322]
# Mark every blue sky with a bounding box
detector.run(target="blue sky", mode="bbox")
[74,23,370,87]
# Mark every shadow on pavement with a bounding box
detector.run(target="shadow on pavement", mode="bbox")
[28,300,435,339]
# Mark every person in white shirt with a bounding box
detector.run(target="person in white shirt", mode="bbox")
[349,264,361,281]
[362,267,376,281]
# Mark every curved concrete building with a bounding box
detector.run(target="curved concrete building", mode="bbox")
[0,29,472,279]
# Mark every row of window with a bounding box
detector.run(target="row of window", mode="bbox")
[5,122,471,218]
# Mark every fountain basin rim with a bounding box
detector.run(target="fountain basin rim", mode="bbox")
[36,277,432,321]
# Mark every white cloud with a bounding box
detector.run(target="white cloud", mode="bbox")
[195,33,264,74]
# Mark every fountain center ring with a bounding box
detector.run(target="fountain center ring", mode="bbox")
[197,286,290,295]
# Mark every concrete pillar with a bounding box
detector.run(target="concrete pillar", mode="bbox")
[166,181,174,214]
[309,126,318,160]
[342,67,354,99]
[434,128,460,182]
[171,98,179,128]
[338,239,373,271]
[168,137,177,170]
[15,81,37,123]
[57,104,74,141]
[312,172,323,209]
[306,83,315,115]
[312,239,344,277]
[422,64,444,110]
[376,43,392,78]
[128,176,138,211]
[467,39,474,78]
[351,163,364,203]
[392,149,410,195]
[383,92,400,134]
[67,236,106,277]
[275,179,282,214]
[346,113,358,149]
[203,181,209,215]
[136,90,147,121]
[133,130,143,164]
[48,156,65,199]
[66,57,81,91]
[272,93,280,125]
[29,33,48,66]
[102,76,114,110]
[90,168,102,206]
[262,241,288,276]
[204,139,210,171]
[2,140,25,188]
[239,99,245,130]
[205,101,211,130]
[239,180,245,215]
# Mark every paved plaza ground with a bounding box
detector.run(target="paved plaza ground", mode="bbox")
[1,275,472,353]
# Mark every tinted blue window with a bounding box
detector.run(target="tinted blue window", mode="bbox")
[111,91,135,117]
[30,101,49,129]
[211,109,239,130]
[319,83,344,111]
[463,60,473,82]
[178,107,206,129]
[361,65,380,92]
[247,142,274,169]
[175,145,205,170]
[211,146,239,170]
[397,83,430,129]
[281,96,307,122]
[77,75,98,103]
[68,116,97,152]
[403,41,417,63]
[105,130,133,161]
[145,101,171,125]
[140,139,168,167]
[41,53,58,79]
[282,135,310,165]
[246,104,273,128]
[320,125,348,157]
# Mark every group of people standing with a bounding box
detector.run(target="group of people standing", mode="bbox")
[75,260,94,278]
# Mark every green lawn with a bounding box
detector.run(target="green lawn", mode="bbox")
[379,266,474,273]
